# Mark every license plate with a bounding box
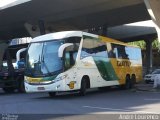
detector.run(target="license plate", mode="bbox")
[37,87,45,90]
[28,78,42,83]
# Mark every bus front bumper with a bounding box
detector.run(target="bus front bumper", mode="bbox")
[24,81,66,93]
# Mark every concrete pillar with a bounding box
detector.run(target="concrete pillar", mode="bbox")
[0,41,9,71]
[145,39,153,73]
[38,20,46,35]
[144,0,160,42]
[102,25,108,36]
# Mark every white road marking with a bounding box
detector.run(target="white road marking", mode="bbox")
[83,106,132,112]
[83,106,159,114]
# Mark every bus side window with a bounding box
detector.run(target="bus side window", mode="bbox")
[81,35,108,58]
[70,51,75,66]
[107,43,120,58]
[107,44,116,58]
[64,51,76,69]
[73,51,78,62]
[64,45,78,70]
[64,52,70,69]
[117,45,129,59]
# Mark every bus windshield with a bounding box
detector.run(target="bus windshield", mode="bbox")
[26,40,64,77]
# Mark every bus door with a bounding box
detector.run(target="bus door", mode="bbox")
[64,45,78,90]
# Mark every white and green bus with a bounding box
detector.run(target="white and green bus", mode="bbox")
[24,31,142,96]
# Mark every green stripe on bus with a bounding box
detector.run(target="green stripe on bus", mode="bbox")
[93,57,119,81]
[42,75,57,81]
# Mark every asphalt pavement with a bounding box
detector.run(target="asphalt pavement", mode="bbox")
[0,84,160,120]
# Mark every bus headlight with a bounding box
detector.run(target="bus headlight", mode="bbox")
[24,76,28,83]
[54,74,68,82]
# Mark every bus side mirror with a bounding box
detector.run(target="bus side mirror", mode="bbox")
[17,59,25,69]
[16,48,27,62]
[58,43,74,58]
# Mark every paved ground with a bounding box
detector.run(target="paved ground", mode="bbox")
[0,84,160,120]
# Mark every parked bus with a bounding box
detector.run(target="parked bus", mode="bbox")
[24,31,142,96]
[0,44,27,93]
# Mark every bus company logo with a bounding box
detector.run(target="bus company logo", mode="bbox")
[117,61,131,67]
[67,81,76,89]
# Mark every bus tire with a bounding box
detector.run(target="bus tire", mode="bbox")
[3,87,15,93]
[131,75,136,88]
[79,78,87,96]
[18,78,25,93]
[145,81,150,84]
[48,92,56,97]
[125,75,131,89]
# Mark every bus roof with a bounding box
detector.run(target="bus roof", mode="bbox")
[31,31,83,43]
[31,31,139,48]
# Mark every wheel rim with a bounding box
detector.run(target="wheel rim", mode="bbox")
[131,76,136,88]
[125,77,131,89]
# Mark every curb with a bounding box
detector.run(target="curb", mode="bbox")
[135,87,160,93]
[131,83,160,92]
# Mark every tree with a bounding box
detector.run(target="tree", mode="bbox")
[128,39,160,50]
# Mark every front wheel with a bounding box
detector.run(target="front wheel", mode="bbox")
[145,81,150,84]
[79,79,87,96]
[125,76,131,89]
[3,87,15,93]
[18,78,25,93]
